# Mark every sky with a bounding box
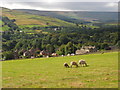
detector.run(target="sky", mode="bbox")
[0,0,119,11]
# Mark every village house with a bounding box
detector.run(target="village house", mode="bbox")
[51,53,58,57]
[23,48,40,58]
[23,51,31,57]
[75,50,88,55]
[81,46,97,52]
[75,45,97,55]
[40,50,51,57]
[28,48,35,56]
[31,56,35,59]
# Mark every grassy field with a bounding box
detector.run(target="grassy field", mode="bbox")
[2,52,118,88]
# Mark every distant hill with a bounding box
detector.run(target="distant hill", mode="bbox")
[1,7,75,27]
[1,7,118,26]
[15,9,118,23]
[1,7,118,33]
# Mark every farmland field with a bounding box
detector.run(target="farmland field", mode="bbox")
[2,52,118,88]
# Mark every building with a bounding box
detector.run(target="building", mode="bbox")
[40,50,51,56]
[75,45,97,55]
[23,51,31,57]
[23,48,40,58]
[81,46,97,52]
[51,53,58,57]
[75,50,88,55]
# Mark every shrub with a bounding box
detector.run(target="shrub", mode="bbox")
[22,56,29,59]
[36,55,43,58]
[2,51,14,60]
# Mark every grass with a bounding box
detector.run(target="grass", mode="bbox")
[2,52,118,88]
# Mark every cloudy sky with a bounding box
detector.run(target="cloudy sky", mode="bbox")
[0,0,119,11]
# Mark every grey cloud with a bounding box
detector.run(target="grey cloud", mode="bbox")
[1,2,118,11]
[1,0,119,2]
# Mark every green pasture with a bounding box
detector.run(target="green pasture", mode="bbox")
[2,52,118,88]
[2,9,75,27]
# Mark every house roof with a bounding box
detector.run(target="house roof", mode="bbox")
[76,50,88,54]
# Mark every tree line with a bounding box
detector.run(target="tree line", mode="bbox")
[1,16,119,60]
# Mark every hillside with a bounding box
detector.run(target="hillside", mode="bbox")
[1,7,75,27]
[1,7,118,31]
[15,9,118,23]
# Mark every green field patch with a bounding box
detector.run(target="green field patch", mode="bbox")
[2,52,118,88]
[2,25,10,31]
[105,23,118,26]
[19,25,43,28]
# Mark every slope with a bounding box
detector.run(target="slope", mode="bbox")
[15,9,118,23]
[1,7,75,27]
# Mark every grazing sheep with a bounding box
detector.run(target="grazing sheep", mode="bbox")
[70,61,78,68]
[78,60,87,67]
[63,62,69,68]
[101,52,104,54]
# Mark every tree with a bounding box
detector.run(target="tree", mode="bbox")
[15,42,23,50]
[101,43,109,50]
[65,42,76,55]
[77,43,82,49]
[50,36,58,45]
[59,35,69,44]
[2,16,19,31]
[46,44,55,53]
[76,23,79,27]
[116,41,120,48]
[2,51,14,60]
[46,22,49,25]
[56,45,66,55]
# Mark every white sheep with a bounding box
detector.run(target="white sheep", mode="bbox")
[70,61,78,68]
[78,60,87,67]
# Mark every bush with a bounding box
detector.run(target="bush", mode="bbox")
[101,43,109,50]
[36,55,43,58]
[2,51,14,60]
[22,56,29,59]
[18,50,24,56]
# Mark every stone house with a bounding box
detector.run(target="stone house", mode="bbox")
[23,48,40,58]
[51,53,58,57]
[40,50,51,56]
[23,51,31,57]
[81,46,97,52]
[75,50,88,55]
[75,45,97,55]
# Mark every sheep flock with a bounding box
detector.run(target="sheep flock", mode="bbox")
[63,59,88,68]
